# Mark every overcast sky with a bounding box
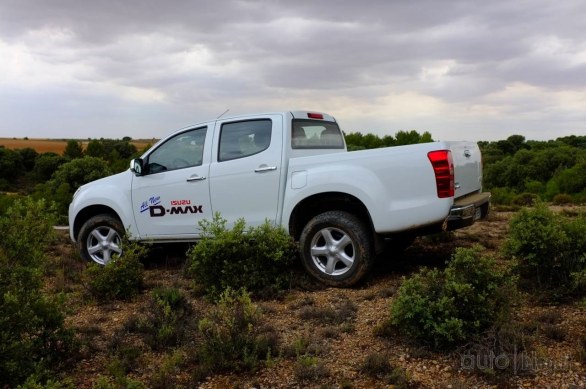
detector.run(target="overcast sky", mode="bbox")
[1,0,585,141]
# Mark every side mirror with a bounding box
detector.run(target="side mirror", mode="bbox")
[130,158,144,176]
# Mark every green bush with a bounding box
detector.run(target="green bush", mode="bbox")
[294,355,329,382]
[195,288,278,377]
[488,187,515,205]
[0,198,76,387]
[390,246,516,349]
[552,193,573,205]
[128,287,194,350]
[511,192,538,206]
[84,239,146,301]
[33,156,112,222]
[186,213,296,299]
[503,203,586,294]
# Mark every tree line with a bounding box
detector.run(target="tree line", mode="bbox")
[480,135,586,205]
[1,131,585,221]
[0,138,146,220]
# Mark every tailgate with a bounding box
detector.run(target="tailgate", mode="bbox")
[446,141,482,198]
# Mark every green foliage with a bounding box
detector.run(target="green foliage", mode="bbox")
[32,153,66,182]
[489,187,516,206]
[17,147,39,172]
[344,130,433,151]
[390,246,516,349]
[34,156,112,221]
[195,288,278,377]
[482,135,586,200]
[552,193,573,205]
[0,147,25,184]
[186,213,296,299]
[504,203,586,295]
[16,376,74,389]
[92,373,145,389]
[128,287,193,350]
[511,192,538,207]
[84,239,146,301]
[0,193,25,216]
[85,138,138,173]
[294,354,329,381]
[149,350,185,389]
[63,140,84,159]
[0,198,76,387]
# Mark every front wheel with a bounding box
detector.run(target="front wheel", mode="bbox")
[78,214,124,265]
[299,211,373,286]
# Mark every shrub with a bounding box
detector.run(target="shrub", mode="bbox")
[84,239,146,301]
[552,193,573,205]
[149,350,185,389]
[33,156,112,222]
[186,213,296,299]
[360,353,410,387]
[128,287,194,350]
[195,288,278,377]
[294,355,329,381]
[390,246,516,349]
[511,192,538,207]
[503,203,586,294]
[489,187,515,205]
[360,352,392,377]
[0,198,76,387]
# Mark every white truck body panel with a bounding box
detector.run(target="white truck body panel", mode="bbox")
[283,142,455,234]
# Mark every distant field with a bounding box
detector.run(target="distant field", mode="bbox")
[0,138,154,155]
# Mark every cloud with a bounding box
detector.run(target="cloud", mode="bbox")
[0,0,585,140]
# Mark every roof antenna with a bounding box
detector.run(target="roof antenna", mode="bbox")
[217,108,230,119]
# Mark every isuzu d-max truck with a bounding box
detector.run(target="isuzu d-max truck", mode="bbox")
[69,111,490,285]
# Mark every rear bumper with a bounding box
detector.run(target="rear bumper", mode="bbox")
[446,192,491,230]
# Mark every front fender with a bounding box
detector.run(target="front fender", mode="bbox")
[68,170,138,241]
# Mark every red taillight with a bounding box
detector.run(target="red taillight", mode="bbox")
[428,150,454,198]
[307,112,324,119]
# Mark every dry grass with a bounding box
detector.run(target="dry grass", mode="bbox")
[0,138,154,155]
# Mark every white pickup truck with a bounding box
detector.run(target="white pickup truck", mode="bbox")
[69,111,490,285]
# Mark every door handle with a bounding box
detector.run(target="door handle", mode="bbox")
[186,175,206,182]
[254,166,277,173]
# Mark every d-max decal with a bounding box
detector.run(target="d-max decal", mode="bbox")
[149,204,203,217]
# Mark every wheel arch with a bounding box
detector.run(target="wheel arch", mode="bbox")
[72,205,122,241]
[288,192,374,241]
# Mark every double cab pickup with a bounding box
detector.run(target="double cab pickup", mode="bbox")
[69,111,490,285]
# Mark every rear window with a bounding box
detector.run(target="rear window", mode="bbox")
[292,119,345,149]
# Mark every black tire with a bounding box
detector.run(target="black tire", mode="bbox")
[299,211,373,286]
[78,214,124,265]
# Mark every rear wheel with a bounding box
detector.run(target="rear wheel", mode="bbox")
[299,211,373,286]
[78,214,123,265]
